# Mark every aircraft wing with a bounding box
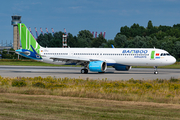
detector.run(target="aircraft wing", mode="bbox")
[49,56,102,64]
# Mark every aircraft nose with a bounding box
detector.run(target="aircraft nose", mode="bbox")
[171,56,176,64]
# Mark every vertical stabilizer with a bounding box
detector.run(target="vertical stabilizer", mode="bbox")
[17,23,43,55]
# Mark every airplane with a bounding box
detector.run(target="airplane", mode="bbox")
[15,23,176,74]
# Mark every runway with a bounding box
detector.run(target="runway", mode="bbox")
[0,65,180,80]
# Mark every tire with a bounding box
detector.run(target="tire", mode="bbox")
[81,69,88,74]
[154,71,158,74]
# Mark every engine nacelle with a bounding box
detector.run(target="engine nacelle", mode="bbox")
[113,65,131,71]
[88,61,107,72]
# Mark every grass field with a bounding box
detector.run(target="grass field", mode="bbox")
[0,59,180,69]
[1,93,180,120]
[1,76,180,119]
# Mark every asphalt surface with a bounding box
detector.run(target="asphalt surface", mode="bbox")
[0,65,179,80]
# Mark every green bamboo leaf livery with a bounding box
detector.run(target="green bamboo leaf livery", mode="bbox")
[17,23,41,54]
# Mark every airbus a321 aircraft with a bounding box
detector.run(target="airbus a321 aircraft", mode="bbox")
[16,23,176,74]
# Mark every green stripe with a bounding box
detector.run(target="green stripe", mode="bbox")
[151,51,155,59]
[18,23,41,54]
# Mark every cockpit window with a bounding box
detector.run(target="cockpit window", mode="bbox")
[160,53,171,56]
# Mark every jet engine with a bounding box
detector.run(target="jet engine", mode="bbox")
[88,61,107,72]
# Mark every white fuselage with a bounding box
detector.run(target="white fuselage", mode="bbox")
[39,48,176,66]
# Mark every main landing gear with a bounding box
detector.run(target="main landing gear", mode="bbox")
[154,66,158,74]
[81,68,88,74]
[81,63,89,74]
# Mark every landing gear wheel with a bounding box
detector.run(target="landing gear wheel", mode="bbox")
[154,71,158,74]
[85,69,88,74]
[81,69,88,74]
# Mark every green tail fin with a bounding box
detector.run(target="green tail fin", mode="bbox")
[17,23,42,54]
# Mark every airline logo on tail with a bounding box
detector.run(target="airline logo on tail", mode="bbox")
[16,23,42,60]
[17,23,42,54]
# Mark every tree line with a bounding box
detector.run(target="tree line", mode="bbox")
[119,21,180,40]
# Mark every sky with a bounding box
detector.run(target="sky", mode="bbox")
[0,0,180,45]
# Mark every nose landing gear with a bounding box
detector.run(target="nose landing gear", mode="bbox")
[154,66,158,74]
